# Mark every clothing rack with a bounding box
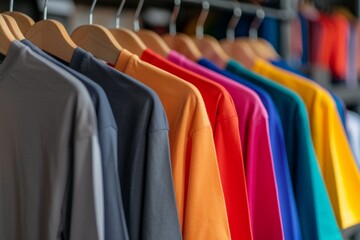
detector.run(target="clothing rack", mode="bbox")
[180,0,360,109]
[182,0,296,20]
[181,0,298,62]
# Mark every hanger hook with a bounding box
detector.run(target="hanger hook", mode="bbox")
[115,0,126,28]
[169,0,181,36]
[9,0,14,12]
[133,0,144,32]
[226,2,242,42]
[43,0,49,20]
[249,8,265,39]
[195,0,210,39]
[89,0,97,24]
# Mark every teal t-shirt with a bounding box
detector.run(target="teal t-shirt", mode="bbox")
[226,60,342,240]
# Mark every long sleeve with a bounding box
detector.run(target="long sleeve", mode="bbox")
[244,114,284,240]
[215,116,252,240]
[70,93,104,240]
[142,130,182,239]
[70,135,104,240]
[99,128,129,240]
[182,127,231,240]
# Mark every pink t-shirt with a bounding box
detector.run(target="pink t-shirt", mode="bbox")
[167,51,284,240]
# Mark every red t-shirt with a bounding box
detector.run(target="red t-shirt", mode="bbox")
[329,13,349,81]
[312,14,333,69]
[311,13,349,81]
[141,49,253,240]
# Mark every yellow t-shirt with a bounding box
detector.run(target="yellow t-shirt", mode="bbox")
[114,49,231,240]
[253,58,360,229]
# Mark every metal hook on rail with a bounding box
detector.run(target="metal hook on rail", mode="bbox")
[89,0,97,24]
[133,0,144,32]
[115,0,126,28]
[226,1,242,41]
[249,7,265,39]
[195,0,210,39]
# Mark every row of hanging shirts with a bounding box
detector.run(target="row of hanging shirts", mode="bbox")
[0,1,274,240]
[1,0,360,240]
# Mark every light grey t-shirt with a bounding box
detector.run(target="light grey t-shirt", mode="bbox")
[0,40,104,240]
[21,39,129,240]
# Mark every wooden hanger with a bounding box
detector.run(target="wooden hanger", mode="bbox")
[3,0,34,35]
[26,19,76,63]
[1,14,25,40]
[110,28,145,57]
[0,14,16,55]
[137,29,171,58]
[2,11,34,35]
[219,4,256,68]
[191,1,229,68]
[109,0,146,57]
[114,0,171,57]
[220,37,257,69]
[163,33,202,61]
[72,24,122,65]
[24,0,76,63]
[111,0,170,57]
[244,8,279,60]
[71,0,122,65]
[131,2,171,57]
[132,0,170,57]
[247,38,280,60]
[131,0,171,57]
[162,0,201,61]
[193,35,230,68]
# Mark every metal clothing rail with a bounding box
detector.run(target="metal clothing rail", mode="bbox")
[181,0,297,21]
[181,0,297,61]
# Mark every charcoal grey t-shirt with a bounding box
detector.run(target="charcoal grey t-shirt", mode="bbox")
[21,39,129,240]
[69,48,182,240]
[0,40,104,240]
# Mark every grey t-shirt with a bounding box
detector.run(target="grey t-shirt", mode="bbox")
[21,39,129,240]
[0,41,104,240]
[69,48,182,240]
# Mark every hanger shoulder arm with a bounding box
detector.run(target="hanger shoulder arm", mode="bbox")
[26,19,76,63]
[71,24,121,65]
[3,11,34,36]
[137,29,170,57]
[1,14,25,40]
[109,28,146,57]
[193,35,230,68]
[163,33,202,61]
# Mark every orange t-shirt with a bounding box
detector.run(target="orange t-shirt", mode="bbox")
[113,49,231,240]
